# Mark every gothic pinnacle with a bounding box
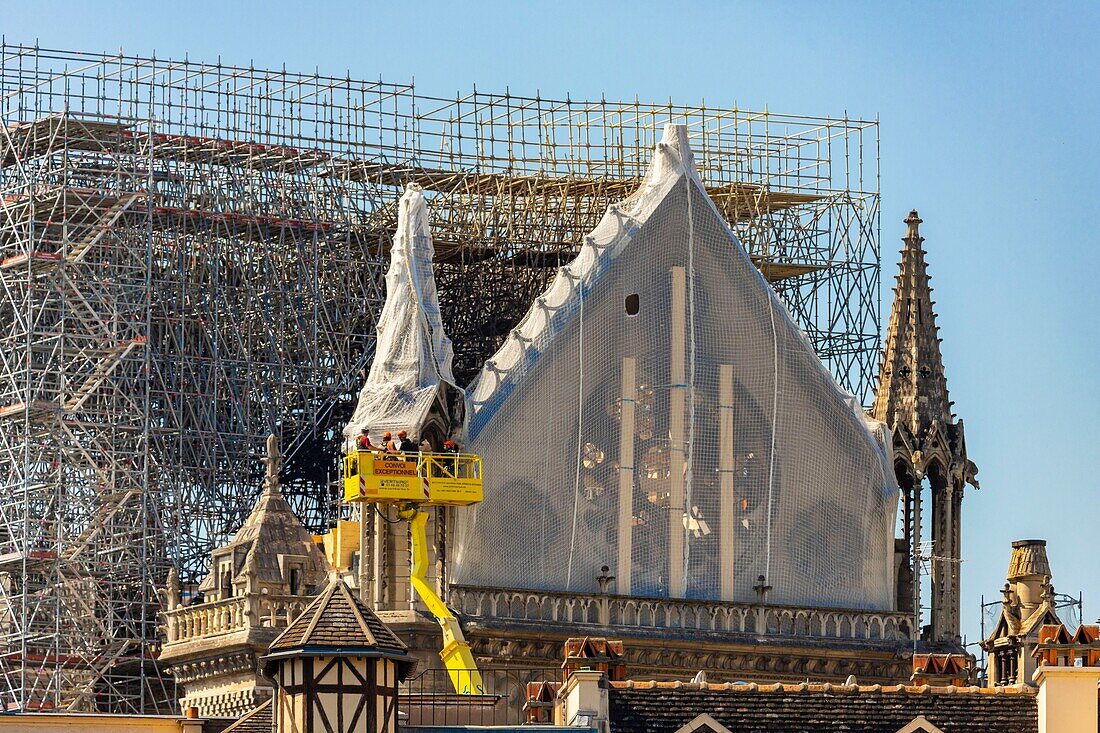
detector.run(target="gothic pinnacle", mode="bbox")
[904,209,923,241]
[262,433,282,496]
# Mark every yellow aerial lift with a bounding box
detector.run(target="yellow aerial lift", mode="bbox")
[343,449,484,695]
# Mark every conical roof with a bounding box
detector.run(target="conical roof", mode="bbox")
[198,435,328,593]
[267,577,412,674]
[455,125,897,610]
[872,211,953,435]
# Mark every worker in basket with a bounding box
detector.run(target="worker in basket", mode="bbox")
[380,431,394,453]
[441,439,459,477]
[356,428,374,451]
[396,429,418,460]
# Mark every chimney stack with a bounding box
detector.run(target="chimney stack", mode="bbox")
[1008,539,1052,615]
[1033,623,1100,733]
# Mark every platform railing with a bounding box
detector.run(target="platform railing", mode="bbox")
[347,449,481,480]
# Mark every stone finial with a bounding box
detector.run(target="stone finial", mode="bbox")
[753,574,772,604]
[596,565,615,594]
[904,209,923,241]
[262,433,282,496]
[166,566,181,609]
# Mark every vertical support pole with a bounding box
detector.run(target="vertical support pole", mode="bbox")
[668,266,686,598]
[372,508,385,608]
[941,478,953,640]
[929,467,954,642]
[617,357,636,596]
[953,483,962,639]
[912,474,922,642]
[358,503,369,602]
[718,364,735,600]
[436,505,449,604]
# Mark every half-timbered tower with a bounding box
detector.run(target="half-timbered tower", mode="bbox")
[263,578,416,733]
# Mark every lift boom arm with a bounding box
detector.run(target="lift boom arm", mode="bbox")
[401,506,484,695]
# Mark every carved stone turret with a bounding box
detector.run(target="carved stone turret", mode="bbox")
[159,434,330,718]
[873,210,978,646]
[980,540,1062,687]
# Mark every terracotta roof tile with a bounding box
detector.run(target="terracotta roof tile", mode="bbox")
[608,681,1037,733]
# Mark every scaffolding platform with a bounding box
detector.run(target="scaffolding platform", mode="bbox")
[0,401,57,420]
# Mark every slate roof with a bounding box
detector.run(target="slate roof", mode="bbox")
[197,478,328,594]
[608,681,1038,733]
[221,698,270,733]
[268,577,408,657]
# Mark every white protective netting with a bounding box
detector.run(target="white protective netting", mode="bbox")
[343,184,457,445]
[453,125,898,610]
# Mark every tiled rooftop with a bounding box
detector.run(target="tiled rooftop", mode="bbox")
[608,680,1037,733]
[268,577,407,655]
[221,698,271,733]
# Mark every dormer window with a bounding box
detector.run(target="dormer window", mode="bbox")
[219,561,232,597]
[289,566,302,596]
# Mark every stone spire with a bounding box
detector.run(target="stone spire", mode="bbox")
[874,210,977,649]
[872,210,952,435]
[196,433,328,599]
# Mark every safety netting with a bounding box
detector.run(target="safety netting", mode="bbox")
[453,125,898,610]
[343,184,457,446]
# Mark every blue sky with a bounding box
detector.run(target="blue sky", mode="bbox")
[5,1,1098,647]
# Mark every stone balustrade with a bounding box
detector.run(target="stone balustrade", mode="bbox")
[162,593,313,644]
[257,594,313,629]
[449,585,913,644]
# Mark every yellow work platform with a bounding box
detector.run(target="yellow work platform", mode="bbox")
[343,450,483,506]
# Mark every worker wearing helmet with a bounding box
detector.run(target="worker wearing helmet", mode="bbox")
[356,428,374,451]
[442,439,459,477]
[381,431,394,453]
[396,429,417,454]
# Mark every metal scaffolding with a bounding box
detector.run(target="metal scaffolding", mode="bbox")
[0,42,880,713]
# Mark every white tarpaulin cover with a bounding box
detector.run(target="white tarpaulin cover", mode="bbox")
[453,125,898,610]
[343,184,457,444]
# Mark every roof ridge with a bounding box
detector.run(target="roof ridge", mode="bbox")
[336,577,378,645]
[608,679,1034,696]
[300,580,339,642]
